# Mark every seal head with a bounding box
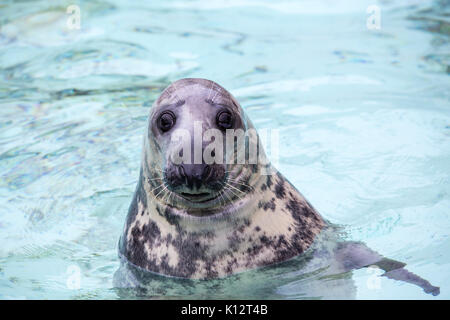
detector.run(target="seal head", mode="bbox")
[144,78,249,213]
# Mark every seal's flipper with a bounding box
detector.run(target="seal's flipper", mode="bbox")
[381,265,440,296]
[334,241,440,296]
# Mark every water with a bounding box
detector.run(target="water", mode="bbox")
[0,0,449,299]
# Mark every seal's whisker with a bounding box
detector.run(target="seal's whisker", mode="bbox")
[225,185,243,201]
[169,190,175,204]
[207,81,214,101]
[225,184,245,201]
[227,178,255,191]
[211,87,220,104]
[171,81,184,104]
[154,185,168,199]
[221,187,234,203]
[150,183,164,191]
[229,179,254,189]
[150,184,165,194]
[218,192,226,207]
[215,190,223,207]
[217,187,228,206]
[220,183,232,203]
[147,177,163,181]
[162,188,172,204]
[226,182,247,195]
[159,182,169,201]
[219,188,228,202]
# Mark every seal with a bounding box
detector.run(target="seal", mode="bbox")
[115,78,439,296]
[117,78,325,279]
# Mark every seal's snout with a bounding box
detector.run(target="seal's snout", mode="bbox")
[179,163,210,190]
[165,162,226,199]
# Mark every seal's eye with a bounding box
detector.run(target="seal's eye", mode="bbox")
[158,111,176,132]
[216,110,233,130]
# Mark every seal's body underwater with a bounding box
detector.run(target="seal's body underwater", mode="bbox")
[115,78,439,296]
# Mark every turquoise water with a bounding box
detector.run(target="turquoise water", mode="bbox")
[0,0,449,299]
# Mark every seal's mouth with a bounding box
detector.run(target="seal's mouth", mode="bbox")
[180,192,218,203]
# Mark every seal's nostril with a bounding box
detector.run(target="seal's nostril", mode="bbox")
[202,165,211,180]
[178,165,186,179]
